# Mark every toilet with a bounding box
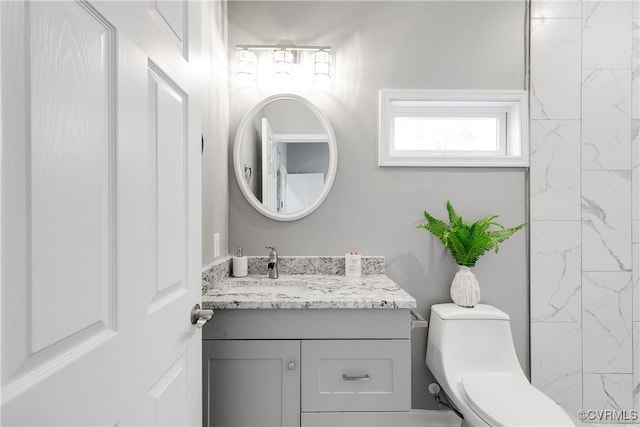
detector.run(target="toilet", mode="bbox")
[425,303,575,427]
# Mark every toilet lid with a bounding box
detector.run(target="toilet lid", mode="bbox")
[461,372,575,427]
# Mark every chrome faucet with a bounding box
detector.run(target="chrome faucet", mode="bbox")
[266,246,278,279]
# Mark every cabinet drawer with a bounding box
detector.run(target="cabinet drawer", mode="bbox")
[301,340,410,412]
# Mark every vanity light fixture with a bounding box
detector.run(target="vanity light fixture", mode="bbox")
[312,49,331,82]
[236,47,257,82]
[235,44,332,84]
[272,48,294,81]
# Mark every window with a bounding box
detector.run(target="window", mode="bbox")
[379,89,528,167]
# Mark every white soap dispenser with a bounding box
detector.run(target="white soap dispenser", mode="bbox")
[233,246,248,278]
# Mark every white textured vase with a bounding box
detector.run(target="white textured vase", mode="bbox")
[450,265,481,307]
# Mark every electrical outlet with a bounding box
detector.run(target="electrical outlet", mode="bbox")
[213,233,220,258]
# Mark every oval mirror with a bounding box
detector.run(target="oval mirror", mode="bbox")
[233,94,338,221]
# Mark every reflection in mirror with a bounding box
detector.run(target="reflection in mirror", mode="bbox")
[233,94,337,221]
[240,100,329,213]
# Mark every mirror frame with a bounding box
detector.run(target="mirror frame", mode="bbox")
[233,93,338,221]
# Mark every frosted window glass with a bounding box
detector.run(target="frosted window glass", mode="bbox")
[378,89,529,166]
[394,117,499,151]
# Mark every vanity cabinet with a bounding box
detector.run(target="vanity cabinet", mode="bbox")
[203,340,300,427]
[202,309,412,427]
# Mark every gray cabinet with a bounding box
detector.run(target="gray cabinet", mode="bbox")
[203,309,412,427]
[203,340,300,427]
[301,340,410,413]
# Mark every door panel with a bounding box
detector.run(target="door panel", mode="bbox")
[148,63,188,309]
[2,0,119,402]
[1,1,203,425]
[2,3,127,425]
[148,0,187,56]
[30,0,115,353]
[147,353,189,426]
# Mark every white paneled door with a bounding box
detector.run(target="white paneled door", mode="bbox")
[262,118,279,212]
[1,1,203,425]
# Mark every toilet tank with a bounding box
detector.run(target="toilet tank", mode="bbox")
[426,304,524,384]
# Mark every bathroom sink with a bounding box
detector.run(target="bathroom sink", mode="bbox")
[223,279,308,297]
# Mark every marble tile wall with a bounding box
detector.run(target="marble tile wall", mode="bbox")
[530,0,638,420]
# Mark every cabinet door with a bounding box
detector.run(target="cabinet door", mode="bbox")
[204,340,301,427]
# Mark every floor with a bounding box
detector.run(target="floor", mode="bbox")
[409,409,640,427]
[409,410,460,427]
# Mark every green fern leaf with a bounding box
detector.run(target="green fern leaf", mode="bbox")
[446,201,462,228]
[418,202,526,267]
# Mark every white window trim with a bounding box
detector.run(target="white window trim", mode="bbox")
[378,89,529,167]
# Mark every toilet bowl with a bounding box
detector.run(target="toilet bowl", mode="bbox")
[425,303,575,427]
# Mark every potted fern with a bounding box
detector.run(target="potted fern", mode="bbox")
[418,201,525,307]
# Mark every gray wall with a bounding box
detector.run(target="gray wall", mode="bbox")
[228,1,528,410]
[286,143,329,174]
[202,1,230,267]
[262,99,325,134]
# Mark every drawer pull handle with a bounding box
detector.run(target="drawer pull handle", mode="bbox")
[342,374,370,381]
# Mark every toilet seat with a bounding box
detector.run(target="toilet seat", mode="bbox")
[461,372,574,427]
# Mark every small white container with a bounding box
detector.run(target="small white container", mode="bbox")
[233,247,248,278]
[345,251,361,278]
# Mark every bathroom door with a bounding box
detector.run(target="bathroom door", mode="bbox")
[262,118,279,211]
[1,1,204,425]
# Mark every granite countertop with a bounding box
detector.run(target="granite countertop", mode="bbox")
[202,274,417,310]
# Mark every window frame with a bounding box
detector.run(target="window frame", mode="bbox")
[378,89,529,167]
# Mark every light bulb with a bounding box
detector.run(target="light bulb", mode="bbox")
[236,48,257,83]
[313,50,331,83]
[273,49,293,81]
